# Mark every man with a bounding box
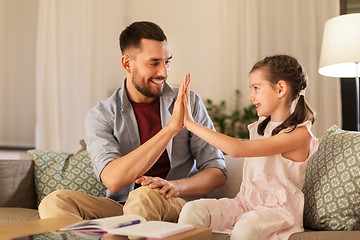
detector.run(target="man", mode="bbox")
[38,21,226,222]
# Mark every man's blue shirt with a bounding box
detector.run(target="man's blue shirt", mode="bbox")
[85,80,226,202]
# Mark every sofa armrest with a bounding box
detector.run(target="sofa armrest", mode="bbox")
[0,159,37,209]
[204,155,244,199]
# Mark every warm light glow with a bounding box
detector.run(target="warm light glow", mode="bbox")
[319,62,360,78]
[318,13,360,78]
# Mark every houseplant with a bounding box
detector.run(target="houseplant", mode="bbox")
[205,90,257,139]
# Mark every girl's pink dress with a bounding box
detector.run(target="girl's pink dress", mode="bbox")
[202,119,318,239]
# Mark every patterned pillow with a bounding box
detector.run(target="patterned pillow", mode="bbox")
[28,149,107,206]
[303,125,360,230]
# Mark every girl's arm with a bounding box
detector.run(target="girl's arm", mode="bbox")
[183,82,311,162]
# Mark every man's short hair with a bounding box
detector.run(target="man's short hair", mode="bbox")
[119,21,167,54]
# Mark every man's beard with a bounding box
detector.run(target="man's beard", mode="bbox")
[131,74,166,99]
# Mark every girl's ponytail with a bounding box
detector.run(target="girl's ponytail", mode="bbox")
[253,55,315,136]
[271,95,315,135]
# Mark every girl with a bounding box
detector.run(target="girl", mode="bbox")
[178,55,319,240]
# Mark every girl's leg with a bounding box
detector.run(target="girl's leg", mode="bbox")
[231,221,260,240]
[178,199,210,227]
[231,206,296,240]
[179,198,244,234]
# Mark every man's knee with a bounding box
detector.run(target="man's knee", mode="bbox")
[39,189,73,210]
[38,189,82,219]
[125,186,165,212]
[127,186,162,203]
[124,186,184,222]
[178,200,210,227]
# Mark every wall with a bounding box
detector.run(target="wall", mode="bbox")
[1,0,233,149]
[0,0,345,150]
[0,0,38,148]
[124,0,232,103]
[346,0,360,12]
[340,0,360,131]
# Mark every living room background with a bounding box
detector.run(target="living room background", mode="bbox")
[0,0,353,153]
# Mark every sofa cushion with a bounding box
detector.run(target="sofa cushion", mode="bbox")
[303,125,360,230]
[28,149,107,206]
[204,155,244,199]
[0,159,37,209]
[0,207,40,224]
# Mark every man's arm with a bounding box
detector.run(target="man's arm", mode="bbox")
[100,77,188,193]
[139,167,226,199]
[101,124,178,193]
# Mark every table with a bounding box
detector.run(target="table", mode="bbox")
[0,218,212,240]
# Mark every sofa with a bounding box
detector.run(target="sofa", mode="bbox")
[1,125,360,239]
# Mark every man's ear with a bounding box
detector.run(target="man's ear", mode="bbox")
[121,54,132,73]
[277,80,288,98]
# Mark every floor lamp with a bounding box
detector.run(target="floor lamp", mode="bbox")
[318,13,360,131]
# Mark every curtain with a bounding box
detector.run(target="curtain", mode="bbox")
[35,0,340,152]
[219,0,341,137]
[0,0,37,148]
[35,0,125,152]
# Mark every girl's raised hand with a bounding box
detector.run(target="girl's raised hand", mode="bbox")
[167,73,190,133]
[183,73,194,127]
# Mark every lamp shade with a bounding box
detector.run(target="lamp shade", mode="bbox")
[319,13,360,77]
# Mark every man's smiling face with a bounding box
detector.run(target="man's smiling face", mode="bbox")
[126,38,172,103]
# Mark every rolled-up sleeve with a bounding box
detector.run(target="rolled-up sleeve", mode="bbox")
[85,103,122,179]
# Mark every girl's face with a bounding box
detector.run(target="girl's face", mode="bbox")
[248,69,280,118]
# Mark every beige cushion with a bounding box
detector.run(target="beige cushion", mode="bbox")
[0,159,37,209]
[0,208,39,224]
[204,155,244,199]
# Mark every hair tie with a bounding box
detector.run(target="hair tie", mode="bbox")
[291,90,305,113]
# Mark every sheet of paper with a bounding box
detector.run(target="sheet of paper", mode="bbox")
[109,221,195,239]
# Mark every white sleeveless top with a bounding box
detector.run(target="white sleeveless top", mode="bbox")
[234,118,319,227]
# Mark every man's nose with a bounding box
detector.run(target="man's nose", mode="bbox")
[158,62,169,77]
